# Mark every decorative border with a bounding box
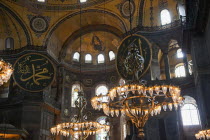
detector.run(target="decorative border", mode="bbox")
[13,53,56,92]
[29,15,49,33]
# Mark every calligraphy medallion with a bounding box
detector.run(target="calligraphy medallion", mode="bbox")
[13,53,55,92]
[116,34,152,81]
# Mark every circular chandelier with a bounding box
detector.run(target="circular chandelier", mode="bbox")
[195,129,210,139]
[50,92,110,139]
[0,59,13,86]
[91,84,184,137]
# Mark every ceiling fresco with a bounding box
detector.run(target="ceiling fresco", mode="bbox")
[64,31,120,62]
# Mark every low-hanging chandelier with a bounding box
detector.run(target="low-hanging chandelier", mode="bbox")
[0,59,13,86]
[195,129,210,139]
[50,92,110,139]
[91,82,184,137]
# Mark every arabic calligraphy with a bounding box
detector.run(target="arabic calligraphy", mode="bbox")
[117,35,152,81]
[13,53,55,92]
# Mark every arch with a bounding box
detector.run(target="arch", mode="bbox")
[0,3,32,45]
[44,9,127,47]
[97,54,105,64]
[160,9,171,25]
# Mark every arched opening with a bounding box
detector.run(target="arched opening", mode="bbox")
[109,51,115,61]
[161,9,171,25]
[98,54,105,63]
[85,54,92,63]
[73,52,80,62]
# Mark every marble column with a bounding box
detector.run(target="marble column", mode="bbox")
[182,48,190,77]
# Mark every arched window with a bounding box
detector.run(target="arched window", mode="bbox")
[181,96,200,126]
[175,63,186,77]
[177,49,183,58]
[96,85,108,96]
[85,54,92,63]
[5,37,14,50]
[96,85,108,103]
[98,54,105,63]
[119,78,125,86]
[161,9,171,25]
[71,84,82,107]
[178,4,186,17]
[109,51,115,61]
[96,116,109,140]
[73,52,80,62]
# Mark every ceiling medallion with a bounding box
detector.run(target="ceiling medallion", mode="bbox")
[120,0,135,18]
[30,16,49,33]
[91,34,184,138]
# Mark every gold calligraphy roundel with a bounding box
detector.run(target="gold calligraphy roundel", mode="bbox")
[13,53,55,92]
[116,34,152,81]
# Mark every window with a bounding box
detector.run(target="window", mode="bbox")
[181,104,200,126]
[96,85,108,103]
[109,51,115,61]
[5,37,14,50]
[177,49,183,58]
[119,78,125,86]
[96,85,108,96]
[73,52,80,62]
[71,84,82,107]
[175,64,186,77]
[37,0,45,2]
[96,116,109,140]
[161,9,171,25]
[178,4,186,17]
[80,0,87,3]
[85,54,92,63]
[98,54,105,63]
[188,60,193,75]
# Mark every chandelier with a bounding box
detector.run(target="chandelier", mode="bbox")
[195,129,210,139]
[50,92,110,139]
[0,59,13,86]
[91,15,184,137]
